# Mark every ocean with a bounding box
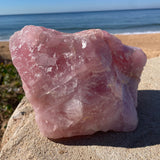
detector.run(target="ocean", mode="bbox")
[0,8,160,41]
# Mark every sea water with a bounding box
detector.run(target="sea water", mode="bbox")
[0,8,160,41]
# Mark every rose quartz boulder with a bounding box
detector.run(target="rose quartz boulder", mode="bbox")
[9,25,147,139]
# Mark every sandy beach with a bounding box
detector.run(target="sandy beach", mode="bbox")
[0,33,160,60]
[116,33,160,58]
[0,41,10,61]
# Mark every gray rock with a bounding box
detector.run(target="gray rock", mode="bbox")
[0,57,160,160]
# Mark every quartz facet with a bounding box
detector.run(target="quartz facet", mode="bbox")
[9,26,147,139]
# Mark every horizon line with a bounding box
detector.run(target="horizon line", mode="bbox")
[0,7,160,16]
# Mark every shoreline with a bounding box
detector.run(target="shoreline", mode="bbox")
[0,33,160,59]
[115,31,160,35]
[1,30,160,42]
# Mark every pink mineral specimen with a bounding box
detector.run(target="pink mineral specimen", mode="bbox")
[9,25,147,139]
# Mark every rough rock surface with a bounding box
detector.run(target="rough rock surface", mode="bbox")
[0,57,160,160]
[9,26,146,139]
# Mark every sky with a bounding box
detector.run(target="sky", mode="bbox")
[0,0,160,15]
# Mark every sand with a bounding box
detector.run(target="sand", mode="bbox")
[116,33,160,58]
[0,33,160,60]
[0,42,11,61]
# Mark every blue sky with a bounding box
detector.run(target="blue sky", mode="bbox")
[0,0,160,15]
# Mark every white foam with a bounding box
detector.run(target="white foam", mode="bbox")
[114,31,160,35]
[0,39,9,42]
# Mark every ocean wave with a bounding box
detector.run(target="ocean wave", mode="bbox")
[114,31,160,35]
[0,37,9,41]
[0,35,10,41]
[1,30,160,41]
[0,39,9,41]
[110,23,160,30]
[57,23,160,31]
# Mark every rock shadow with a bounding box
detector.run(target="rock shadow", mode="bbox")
[51,90,160,148]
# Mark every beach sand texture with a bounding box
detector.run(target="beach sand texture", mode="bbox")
[0,42,10,61]
[116,33,160,58]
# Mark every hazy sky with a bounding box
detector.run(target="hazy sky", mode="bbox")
[0,0,160,15]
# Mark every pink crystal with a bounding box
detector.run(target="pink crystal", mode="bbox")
[9,25,147,139]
